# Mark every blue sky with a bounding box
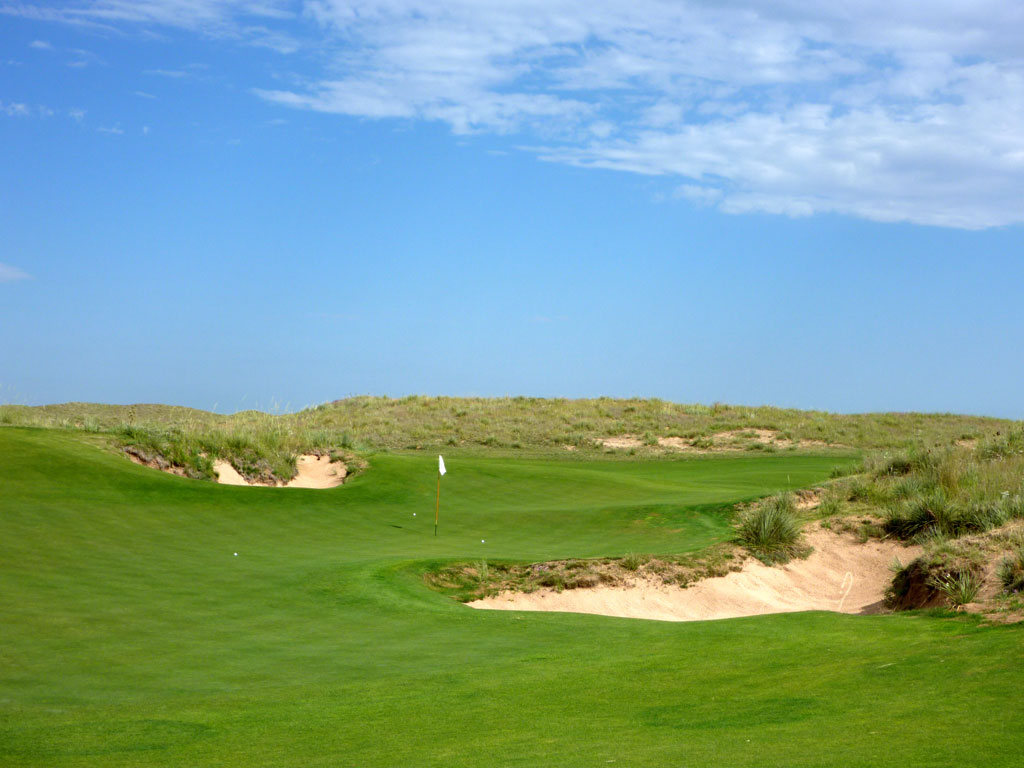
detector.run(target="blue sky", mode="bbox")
[1,1,1023,417]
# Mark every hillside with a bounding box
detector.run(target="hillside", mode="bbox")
[0,399,1011,473]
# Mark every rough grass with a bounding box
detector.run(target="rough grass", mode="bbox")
[2,396,1016,455]
[998,544,1024,594]
[3,396,1017,485]
[815,431,1024,544]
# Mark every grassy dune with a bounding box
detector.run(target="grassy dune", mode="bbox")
[2,427,1023,766]
[1,396,1014,485]
[3,396,1014,451]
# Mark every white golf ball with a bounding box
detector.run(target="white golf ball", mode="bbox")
[413,513,416,516]
[481,539,485,543]
[234,552,238,556]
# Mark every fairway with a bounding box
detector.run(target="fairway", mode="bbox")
[2,427,1022,767]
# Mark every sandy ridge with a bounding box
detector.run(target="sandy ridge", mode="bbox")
[600,428,835,452]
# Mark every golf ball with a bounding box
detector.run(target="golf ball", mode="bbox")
[413,513,416,516]
[234,552,238,556]
[481,539,485,543]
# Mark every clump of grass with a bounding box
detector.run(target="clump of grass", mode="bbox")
[929,568,983,608]
[884,491,1011,542]
[621,552,648,571]
[735,494,802,564]
[997,546,1024,594]
[817,494,843,517]
[978,430,1024,461]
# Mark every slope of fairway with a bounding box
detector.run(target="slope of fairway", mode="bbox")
[2,427,1022,767]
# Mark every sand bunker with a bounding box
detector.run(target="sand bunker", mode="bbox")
[469,528,920,622]
[127,449,345,488]
[212,460,250,486]
[213,454,346,488]
[287,454,347,488]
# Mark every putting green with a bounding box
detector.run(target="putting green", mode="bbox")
[1,428,1021,767]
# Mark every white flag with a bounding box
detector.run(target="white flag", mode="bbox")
[438,455,447,476]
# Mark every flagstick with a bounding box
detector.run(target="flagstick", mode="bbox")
[434,470,440,537]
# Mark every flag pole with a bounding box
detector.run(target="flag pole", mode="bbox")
[434,469,440,537]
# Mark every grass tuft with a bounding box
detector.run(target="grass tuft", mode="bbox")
[929,568,983,607]
[997,546,1024,594]
[735,493,802,564]
[621,552,648,571]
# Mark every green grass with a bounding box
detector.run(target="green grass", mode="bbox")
[2,427,1023,767]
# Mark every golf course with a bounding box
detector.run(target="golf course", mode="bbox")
[6,0,1023,763]
[2,407,1023,767]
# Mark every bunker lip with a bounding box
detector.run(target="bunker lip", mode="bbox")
[468,526,921,622]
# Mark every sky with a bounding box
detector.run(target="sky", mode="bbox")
[1,1,1023,418]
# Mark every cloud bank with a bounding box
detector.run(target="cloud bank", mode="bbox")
[10,0,1024,228]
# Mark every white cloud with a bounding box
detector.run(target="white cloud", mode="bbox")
[0,263,31,282]
[134,90,156,98]
[143,68,188,78]
[2,1,297,45]
[277,1,1024,227]
[1,100,31,117]
[29,39,53,49]
[97,124,124,134]
[11,0,1024,228]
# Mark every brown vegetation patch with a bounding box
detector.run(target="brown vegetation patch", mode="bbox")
[427,544,743,604]
[125,446,191,478]
[794,489,822,511]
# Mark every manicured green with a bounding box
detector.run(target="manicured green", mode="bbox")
[1,428,1021,767]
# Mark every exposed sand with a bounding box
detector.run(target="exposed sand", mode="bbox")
[469,528,920,622]
[600,429,836,453]
[213,459,250,486]
[286,454,347,488]
[212,454,346,488]
[601,436,645,449]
